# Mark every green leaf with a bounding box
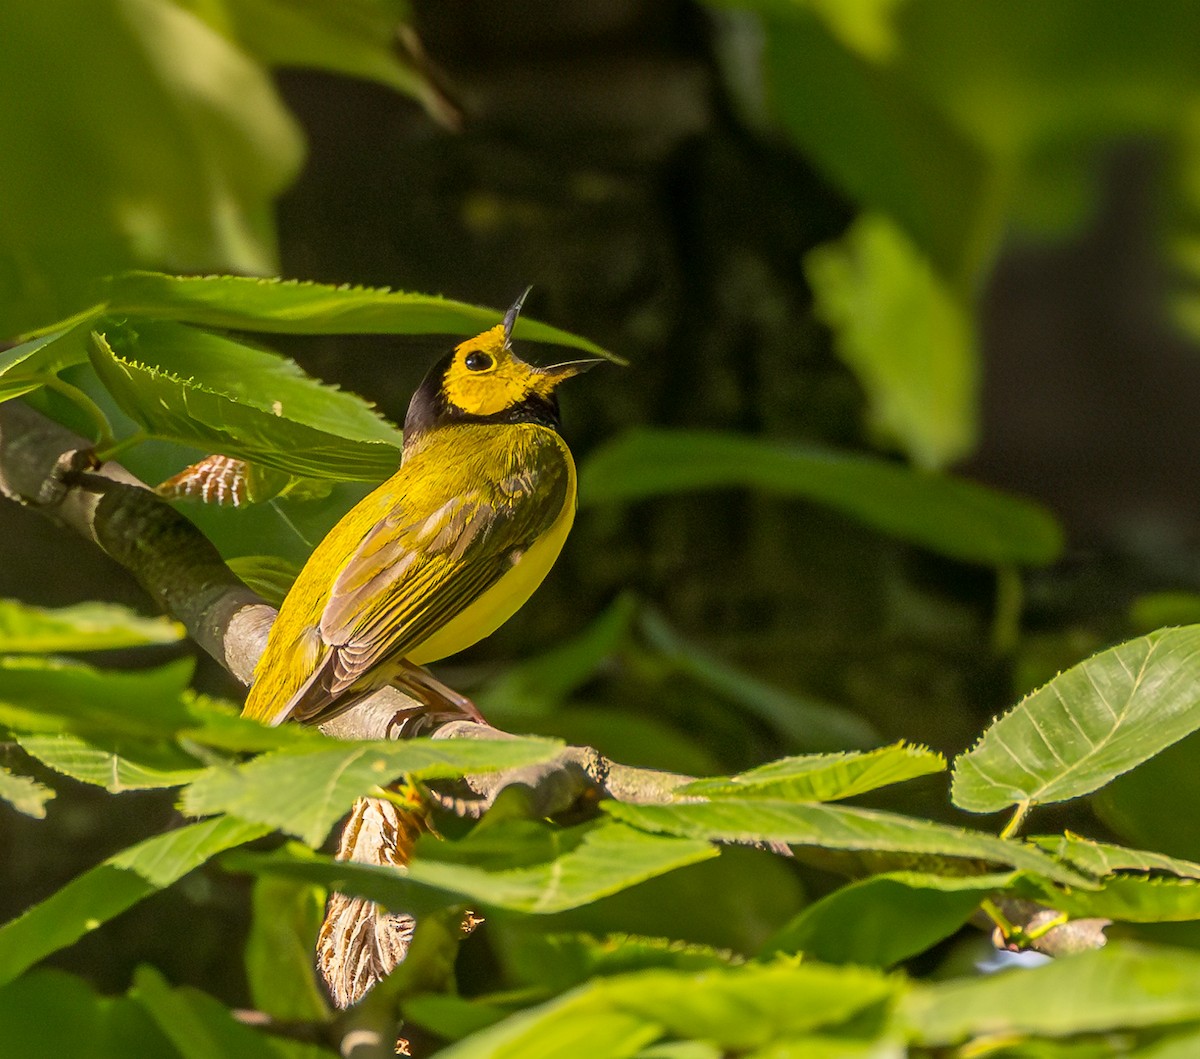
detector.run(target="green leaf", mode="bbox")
[805,212,977,468]
[639,610,878,752]
[0,599,184,653]
[0,815,269,986]
[434,961,897,1058]
[1130,591,1200,633]
[0,970,177,1059]
[1030,834,1200,881]
[0,765,54,818]
[229,817,717,915]
[16,732,204,792]
[0,0,302,337]
[180,736,564,846]
[244,865,329,1021]
[756,10,995,281]
[952,626,1200,813]
[226,554,301,607]
[90,322,405,480]
[761,870,1014,965]
[0,327,90,401]
[1053,876,1200,925]
[901,941,1200,1045]
[679,742,945,801]
[582,429,1062,567]
[131,965,282,1059]
[0,655,195,738]
[604,800,1092,887]
[100,271,616,357]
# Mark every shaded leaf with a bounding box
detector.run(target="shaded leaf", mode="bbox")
[244,865,329,1022]
[605,800,1092,887]
[0,326,90,401]
[90,322,405,480]
[131,965,282,1059]
[639,610,878,752]
[805,212,976,468]
[156,454,331,507]
[0,970,177,1059]
[680,742,944,801]
[0,816,269,986]
[181,736,564,846]
[952,626,1200,813]
[100,271,615,357]
[1130,591,1200,633]
[227,554,301,607]
[0,765,54,818]
[0,655,195,738]
[761,870,1014,965]
[16,732,204,792]
[0,1,301,336]
[901,941,1200,1045]
[582,430,1062,567]
[0,599,183,653]
[226,818,717,915]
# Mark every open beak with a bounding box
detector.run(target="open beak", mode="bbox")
[535,357,605,391]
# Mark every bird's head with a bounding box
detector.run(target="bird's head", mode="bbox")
[404,290,601,443]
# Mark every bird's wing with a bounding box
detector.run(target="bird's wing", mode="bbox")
[282,445,569,723]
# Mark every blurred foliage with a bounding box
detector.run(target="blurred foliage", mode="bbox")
[5,1,1200,1056]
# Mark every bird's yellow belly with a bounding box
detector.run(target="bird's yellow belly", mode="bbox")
[405,495,576,665]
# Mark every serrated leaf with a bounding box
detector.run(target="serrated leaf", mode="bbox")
[181,736,564,846]
[434,961,897,1059]
[227,818,717,915]
[680,743,944,801]
[639,610,878,752]
[761,870,1015,965]
[1031,834,1200,881]
[131,966,281,1059]
[0,765,54,818]
[16,732,204,791]
[582,429,1062,567]
[0,327,90,401]
[101,271,615,357]
[0,599,184,653]
[1052,876,1200,925]
[605,800,1091,887]
[805,212,977,468]
[90,321,404,480]
[901,942,1200,1045]
[952,626,1200,813]
[0,816,269,986]
[0,655,195,738]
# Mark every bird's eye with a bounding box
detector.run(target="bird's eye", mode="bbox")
[464,351,493,372]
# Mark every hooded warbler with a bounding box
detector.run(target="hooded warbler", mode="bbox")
[242,292,601,729]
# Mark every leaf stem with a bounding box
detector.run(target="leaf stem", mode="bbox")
[999,800,1032,840]
[93,430,150,463]
[39,375,116,449]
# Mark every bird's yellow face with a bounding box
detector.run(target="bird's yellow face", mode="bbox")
[441,324,556,418]
[404,292,601,443]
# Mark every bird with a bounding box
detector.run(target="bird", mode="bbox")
[242,291,601,731]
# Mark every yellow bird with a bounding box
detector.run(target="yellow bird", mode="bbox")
[242,292,600,730]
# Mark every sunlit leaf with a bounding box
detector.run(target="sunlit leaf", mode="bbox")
[952,626,1200,813]
[99,271,615,357]
[90,323,405,480]
[605,800,1091,887]
[680,743,944,801]
[0,326,90,401]
[0,1,302,336]
[181,736,564,846]
[901,942,1200,1045]
[16,732,204,792]
[0,765,53,818]
[583,430,1061,567]
[805,212,977,468]
[0,599,183,653]
[1031,834,1200,881]
[0,816,269,986]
